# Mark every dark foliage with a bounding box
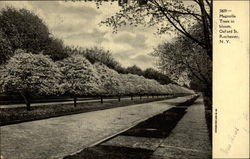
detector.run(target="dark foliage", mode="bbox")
[0,30,13,65]
[0,7,68,62]
[125,65,144,76]
[143,68,172,85]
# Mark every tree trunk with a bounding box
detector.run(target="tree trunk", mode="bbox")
[147,95,149,98]
[20,93,31,111]
[131,95,133,100]
[203,89,212,109]
[73,97,77,107]
[198,0,212,61]
[140,95,142,100]
[118,96,121,102]
[101,96,103,103]
[26,100,31,111]
[202,85,212,143]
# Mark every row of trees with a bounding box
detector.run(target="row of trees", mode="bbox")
[65,47,173,85]
[0,50,193,110]
[0,7,173,86]
[100,0,212,107]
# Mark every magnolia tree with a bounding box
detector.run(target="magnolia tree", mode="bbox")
[158,84,167,95]
[119,73,137,100]
[0,50,63,110]
[56,54,101,107]
[119,73,171,99]
[151,81,162,97]
[122,74,144,99]
[163,84,172,95]
[132,75,160,98]
[133,75,148,99]
[94,62,123,102]
[143,79,157,97]
[165,83,194,95]
[151,80,162,96]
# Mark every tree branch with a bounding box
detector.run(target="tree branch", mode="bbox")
[167,9,202,21]
[152,0,207,49]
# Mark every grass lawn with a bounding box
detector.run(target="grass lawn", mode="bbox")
[0,97,173,126]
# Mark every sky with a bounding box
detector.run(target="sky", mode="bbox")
[0,1,174,70]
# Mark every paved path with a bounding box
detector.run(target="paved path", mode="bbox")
[0,96,191,159]
[151,97,212,159]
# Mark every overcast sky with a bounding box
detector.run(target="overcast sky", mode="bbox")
[0,1,174,69]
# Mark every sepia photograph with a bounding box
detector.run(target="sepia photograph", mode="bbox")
[1,0,239,158]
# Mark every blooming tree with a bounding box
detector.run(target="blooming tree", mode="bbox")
[94,62,123,102]
[168,83,194,95]
[56,54,101,106]
[133,75,147,99]
[0,50,63,110]
[119,74,137,100]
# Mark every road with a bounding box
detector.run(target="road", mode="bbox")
[0,96,191,159]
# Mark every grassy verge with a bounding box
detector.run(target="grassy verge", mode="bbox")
[0,97,172,126]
